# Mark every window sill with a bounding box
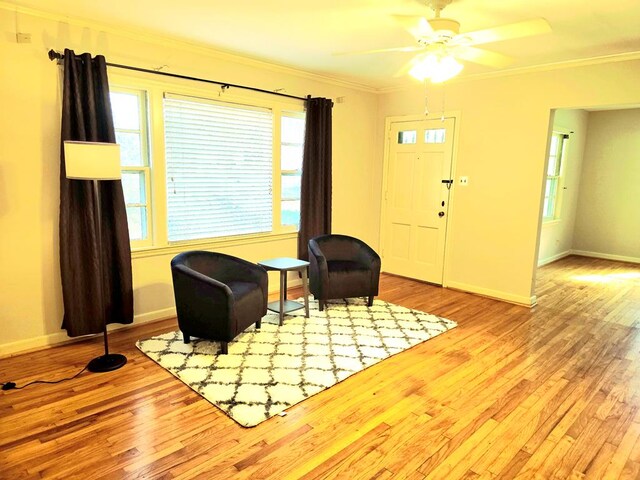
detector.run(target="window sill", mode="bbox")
[131,231,298,259]
[542,219,562,227]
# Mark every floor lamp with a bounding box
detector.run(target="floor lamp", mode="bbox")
[63,141,127,372]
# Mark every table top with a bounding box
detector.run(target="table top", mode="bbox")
[257,257,309,271]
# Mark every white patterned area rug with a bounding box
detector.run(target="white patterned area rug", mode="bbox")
[136,298,456,427]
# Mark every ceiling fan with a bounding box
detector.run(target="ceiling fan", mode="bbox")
[340,0,552,83]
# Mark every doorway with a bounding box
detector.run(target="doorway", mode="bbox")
[381,116,456,285]
[535,106,640,301]
[537,107,640,267]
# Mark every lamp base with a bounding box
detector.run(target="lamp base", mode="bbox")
[87,353,127,373]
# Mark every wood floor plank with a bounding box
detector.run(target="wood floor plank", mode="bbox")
[1,255,639,479]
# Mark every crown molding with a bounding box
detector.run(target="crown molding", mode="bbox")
[5,1,639,97]
[375,50,640,94]
[0,1,378,94]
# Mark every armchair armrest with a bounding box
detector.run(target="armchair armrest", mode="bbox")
[309,240,327,267]
[308,239,329,298]
[173,264,232,296]
[354,242,381,295]
[354,241,381,267]
[216,256,268,312]
[309,240,329,276]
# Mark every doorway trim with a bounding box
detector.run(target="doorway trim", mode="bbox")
[380,111,462,287]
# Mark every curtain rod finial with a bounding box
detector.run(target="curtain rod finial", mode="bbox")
[48,49,63,61]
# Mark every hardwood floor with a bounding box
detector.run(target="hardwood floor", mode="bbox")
[2,255,640,479]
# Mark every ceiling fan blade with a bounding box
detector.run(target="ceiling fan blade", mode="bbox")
[393,56,421,78]
[391,15,433,38]
[462,18,551,46]
[334,45,424,56]
[453,46,514,68]
[393,60,414,78]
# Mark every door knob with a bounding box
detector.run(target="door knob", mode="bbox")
[438,211,445,217]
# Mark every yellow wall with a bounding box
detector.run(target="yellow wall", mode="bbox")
[2,5,640,355]
[0,8,379,354]
[378,60,640,305]
[537,109,589,265]
[573,109,640,262]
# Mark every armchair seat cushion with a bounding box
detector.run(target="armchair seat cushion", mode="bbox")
[327,260,369,274]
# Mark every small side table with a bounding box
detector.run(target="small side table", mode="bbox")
[257,257,310,326]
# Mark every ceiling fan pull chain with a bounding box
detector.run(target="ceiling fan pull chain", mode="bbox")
[441,85,446,122]
[424,80,429,116]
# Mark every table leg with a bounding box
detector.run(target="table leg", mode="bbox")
[283,272,288,301]
[301,267,309,318]
[279,270,285,326]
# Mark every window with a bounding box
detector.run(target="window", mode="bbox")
[397,130,417,144]
[424,128,445,144]
[110,89,152,246]
[110,82,305,249]
[281,113,305,229]
[543,132,568,220]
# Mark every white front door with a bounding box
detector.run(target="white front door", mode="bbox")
[381,117,455,284]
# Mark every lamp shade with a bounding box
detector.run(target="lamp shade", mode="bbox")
[63,141,121,180]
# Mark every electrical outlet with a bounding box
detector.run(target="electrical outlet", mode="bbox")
[459,176,469,186]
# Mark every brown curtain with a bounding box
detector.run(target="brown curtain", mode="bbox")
[297,97,333,261]
[59,49,133,337]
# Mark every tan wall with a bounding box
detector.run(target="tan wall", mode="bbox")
[537,109,589,265]
[0,8,379,354]
[573,109,640,262]
[2,4,640,355]
[378,60,640,305]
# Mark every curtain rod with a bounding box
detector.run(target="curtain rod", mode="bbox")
[48,50,309,102]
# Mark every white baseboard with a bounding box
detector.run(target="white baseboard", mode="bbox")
[267,277,302,294]
[571,250,640,265]
[0,280,305,357]
[0,331,75,358]
[538,250,572,267]
[131,307,177,326]
[0,306,177,358]
[446,280,536,307]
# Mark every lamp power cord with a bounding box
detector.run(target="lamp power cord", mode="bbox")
[1,363,89,390]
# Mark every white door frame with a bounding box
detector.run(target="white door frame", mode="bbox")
[380,111,462,287]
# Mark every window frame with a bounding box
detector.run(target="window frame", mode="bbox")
[279,110,305,231]
[110,86,153,249]
[109,73,305,254]
[542,130,568,222]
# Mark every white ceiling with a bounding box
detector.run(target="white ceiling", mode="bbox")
[12,0,640,89]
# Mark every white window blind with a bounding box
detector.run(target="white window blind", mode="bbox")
[164,94,273,242]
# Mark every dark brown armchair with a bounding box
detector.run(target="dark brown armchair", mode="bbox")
[170,251,268,354]
[308,234,381,311]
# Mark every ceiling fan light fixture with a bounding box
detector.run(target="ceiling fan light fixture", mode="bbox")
[408,54,463,83]
[427,18,460,37]
[431,55,463,83]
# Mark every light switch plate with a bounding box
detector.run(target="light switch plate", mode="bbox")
[16,33,32,43]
